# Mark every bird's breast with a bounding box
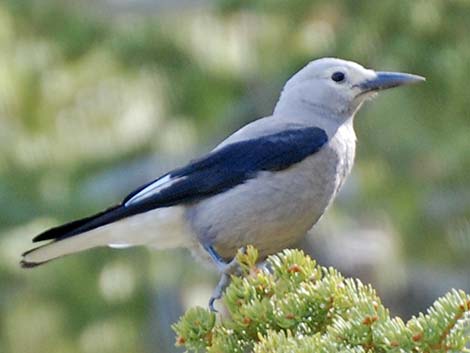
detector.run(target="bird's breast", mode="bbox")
[329,122,357,192]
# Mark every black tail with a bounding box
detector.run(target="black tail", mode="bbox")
[33,205,127,242]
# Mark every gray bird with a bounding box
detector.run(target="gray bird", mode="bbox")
[21,58,424,309]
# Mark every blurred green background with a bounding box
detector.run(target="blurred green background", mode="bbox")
[0,0,469,352]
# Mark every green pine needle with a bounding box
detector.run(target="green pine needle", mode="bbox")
[173,246,470,353]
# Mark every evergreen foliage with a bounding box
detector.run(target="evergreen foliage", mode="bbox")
[173,246,470,353]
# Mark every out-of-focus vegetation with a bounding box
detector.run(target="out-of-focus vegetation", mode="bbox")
[0,0,468,352]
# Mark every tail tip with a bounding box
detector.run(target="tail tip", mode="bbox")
[20,248,50,269]
[20,258,46,268]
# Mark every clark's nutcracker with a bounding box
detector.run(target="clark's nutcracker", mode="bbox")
[21,58,424,308]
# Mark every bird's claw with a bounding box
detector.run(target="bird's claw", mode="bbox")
[207,248,244,312]
[209,272,231,312]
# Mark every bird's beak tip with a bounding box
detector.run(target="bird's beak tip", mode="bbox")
[410,74,426,83]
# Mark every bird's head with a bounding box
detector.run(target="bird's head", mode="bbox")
[274,58,425,119]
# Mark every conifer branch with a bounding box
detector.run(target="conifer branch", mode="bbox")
[173,246,470,353]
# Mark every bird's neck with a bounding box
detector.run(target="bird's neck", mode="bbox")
[273,91,353,121]
[273,96,355,137]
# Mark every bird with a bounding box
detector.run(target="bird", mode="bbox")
[21,58,424,309]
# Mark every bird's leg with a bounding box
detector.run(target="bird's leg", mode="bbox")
[208,259,240,312]
[205,245,243,312]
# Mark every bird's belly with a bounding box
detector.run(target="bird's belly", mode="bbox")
[185,148,345,261]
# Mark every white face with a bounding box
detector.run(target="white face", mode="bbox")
[277,58,424,117]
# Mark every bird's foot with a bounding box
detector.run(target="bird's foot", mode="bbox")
[206,246,245,312]
[208,271,231,312]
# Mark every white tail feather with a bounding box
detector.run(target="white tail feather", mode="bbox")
[22,206,189,266]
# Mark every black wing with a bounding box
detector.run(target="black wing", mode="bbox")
[33,127,328,242]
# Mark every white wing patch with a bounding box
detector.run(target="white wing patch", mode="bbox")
[108,243,132,249]
[124,174,185,206]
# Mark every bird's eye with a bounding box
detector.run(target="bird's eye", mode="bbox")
[331,71,345,83]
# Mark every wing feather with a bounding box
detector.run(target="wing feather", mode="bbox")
[32,127,328,243]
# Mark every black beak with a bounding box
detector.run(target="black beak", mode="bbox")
[359,71,425,93]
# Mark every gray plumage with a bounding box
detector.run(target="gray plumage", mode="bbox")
[21,58,424,274]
